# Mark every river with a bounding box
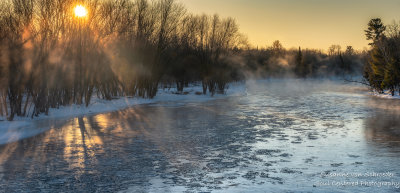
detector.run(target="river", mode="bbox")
[1,79,400,192]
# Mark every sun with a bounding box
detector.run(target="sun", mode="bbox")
[74,5,88,18]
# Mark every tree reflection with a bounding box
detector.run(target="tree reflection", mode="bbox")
[364,98,400,147]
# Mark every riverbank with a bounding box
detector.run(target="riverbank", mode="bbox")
[371,90,400,99]
[0,82,246,145]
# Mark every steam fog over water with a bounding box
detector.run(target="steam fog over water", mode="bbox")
[1,79,400,192]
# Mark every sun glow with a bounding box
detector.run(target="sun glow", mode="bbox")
[74,5,87,18]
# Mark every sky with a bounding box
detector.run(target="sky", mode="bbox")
[177,0,400,51]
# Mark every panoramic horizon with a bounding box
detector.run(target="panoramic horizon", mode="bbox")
[2,0,400,192]
[178,0,400,50]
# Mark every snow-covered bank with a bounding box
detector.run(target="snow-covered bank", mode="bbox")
[370,90,400,100]
[0,83,246,145]
[339,76,400,100]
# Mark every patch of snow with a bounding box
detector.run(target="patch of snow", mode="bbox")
[370,90,400,100]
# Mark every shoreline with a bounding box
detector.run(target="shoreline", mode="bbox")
[0,83,246,145]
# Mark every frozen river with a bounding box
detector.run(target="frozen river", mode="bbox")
[1,80,400,192]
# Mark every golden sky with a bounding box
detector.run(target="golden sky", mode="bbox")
[178,0,400,51]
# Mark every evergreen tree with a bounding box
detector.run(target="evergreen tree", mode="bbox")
[381,39,400,95]
[367,45,386,92]
[295,47,305,77]
[365,18,386,45]
[364,18,389,93]
[382,58,398,95]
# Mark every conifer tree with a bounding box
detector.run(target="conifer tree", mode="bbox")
[295,47,304,77]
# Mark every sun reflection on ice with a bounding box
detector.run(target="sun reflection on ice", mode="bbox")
[63,117,103,174]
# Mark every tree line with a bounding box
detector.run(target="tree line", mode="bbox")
[234,40,364,79]
[0,0,247,120]
[363,18,400,96]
